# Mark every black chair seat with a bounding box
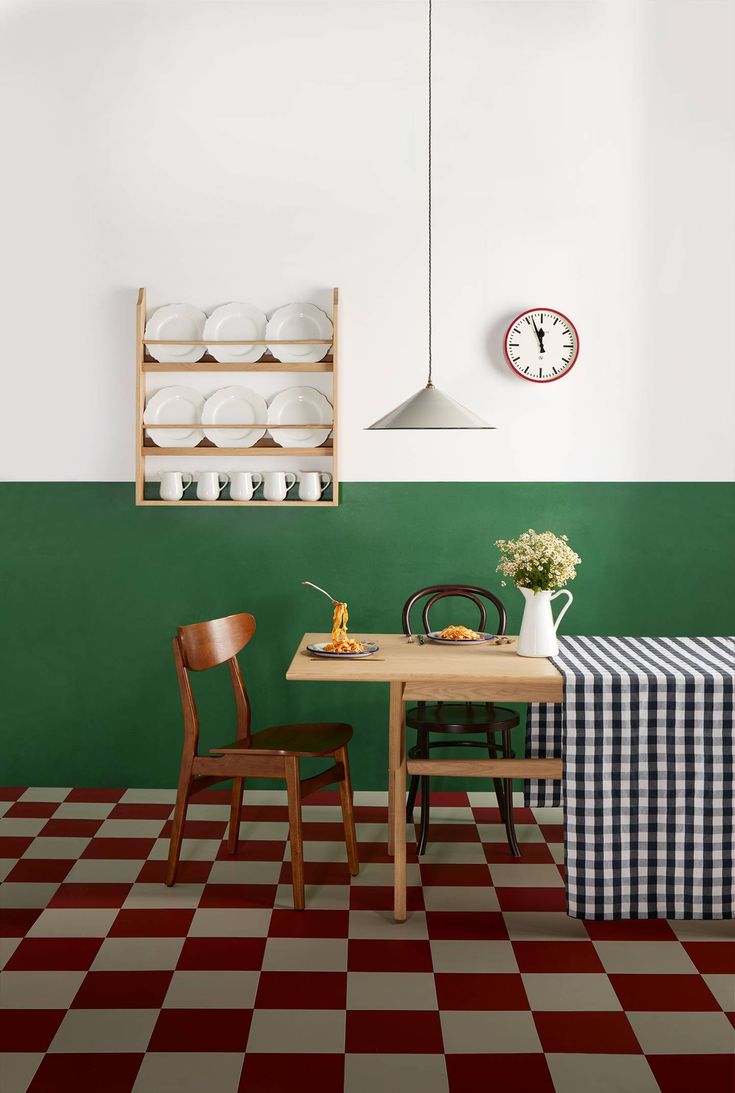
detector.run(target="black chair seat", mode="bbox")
[406,704,519,734]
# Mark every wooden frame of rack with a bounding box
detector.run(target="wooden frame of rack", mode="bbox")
[135,287,340,506]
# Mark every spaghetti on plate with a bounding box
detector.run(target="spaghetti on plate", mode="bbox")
[437,624,482,641]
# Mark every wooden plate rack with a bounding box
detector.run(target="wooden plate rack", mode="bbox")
[136,287,339,506]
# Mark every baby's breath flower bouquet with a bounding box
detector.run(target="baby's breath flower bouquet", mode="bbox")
[495,529,581,593]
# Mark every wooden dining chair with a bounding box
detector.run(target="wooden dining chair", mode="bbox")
[166,611,359,909]
[402,584,521,857]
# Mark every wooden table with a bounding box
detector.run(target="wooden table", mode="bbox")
[286,633,564,921]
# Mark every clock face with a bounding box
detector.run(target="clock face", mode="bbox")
[504,308,579,383]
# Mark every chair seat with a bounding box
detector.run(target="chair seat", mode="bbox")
[211,721,353,758]
[406,703,519,733]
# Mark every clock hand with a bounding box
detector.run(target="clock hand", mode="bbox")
[531,317,546,355]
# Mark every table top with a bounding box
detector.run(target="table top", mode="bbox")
[286,633,563,702]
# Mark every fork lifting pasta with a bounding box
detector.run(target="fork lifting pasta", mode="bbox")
[324,601,365,653]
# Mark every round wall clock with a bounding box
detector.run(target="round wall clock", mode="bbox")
[504,308,579,383]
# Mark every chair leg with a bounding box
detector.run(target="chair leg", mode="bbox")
[165,757,192,887]
[416,731,431,856]
[227,777,244,855]
[406,731,425,821]
[493,775,507,821]
[488,734,508,824]
[285,756,305,910]
[502,730,521,858]
[337,745,359,876]
[406,737,422,821]
[417,775,431,856]
[504,779,520,857]
[406,772,421,822]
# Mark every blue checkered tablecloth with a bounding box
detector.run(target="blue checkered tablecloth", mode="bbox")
[525,636,734,920]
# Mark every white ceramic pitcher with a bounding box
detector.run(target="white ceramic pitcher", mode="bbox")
[195,472,228,501]
[517,587,573,658]
[159,471,193,502]
[297,471,331,501]
[263,471,296,501]
[229,471,263,502]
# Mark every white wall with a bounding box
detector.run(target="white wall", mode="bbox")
[0,0,733,482]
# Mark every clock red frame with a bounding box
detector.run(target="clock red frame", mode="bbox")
[504,308,580,383]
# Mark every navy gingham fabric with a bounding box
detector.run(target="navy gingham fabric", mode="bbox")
[525,636,734,920]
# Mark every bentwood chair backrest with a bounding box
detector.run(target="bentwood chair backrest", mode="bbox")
[401,584,508,638]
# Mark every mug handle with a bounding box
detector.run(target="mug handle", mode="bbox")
[319,472,332,496]
[217,473,229,497]
[182,473,193,492]
[550,588,573,633]
[251,472,263,492]
[284,472,296,494]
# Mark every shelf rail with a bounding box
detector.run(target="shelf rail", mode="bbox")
[144,338,332,346]
[142,423,333,430]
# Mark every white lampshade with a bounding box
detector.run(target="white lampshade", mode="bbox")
[367,384,494,430]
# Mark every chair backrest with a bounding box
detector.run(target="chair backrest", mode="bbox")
[401,584,508,637]
[173,612,256,752]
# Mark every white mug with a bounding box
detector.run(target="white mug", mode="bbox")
[263,471,296,501]
[298,471,331,502]
[159,471,193,502]
[229,471,263,502]
[195,472,228,501]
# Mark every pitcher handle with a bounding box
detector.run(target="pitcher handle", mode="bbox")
[251,472,263,492]
[217,473,229,497]
[182,473,193,492]
[550,588,573,633]
[284,472,296,494]
[319,472,332,496]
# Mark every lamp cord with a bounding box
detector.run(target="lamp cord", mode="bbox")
[427,0,433,388]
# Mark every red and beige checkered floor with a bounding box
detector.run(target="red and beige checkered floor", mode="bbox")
[0,786,733,1093]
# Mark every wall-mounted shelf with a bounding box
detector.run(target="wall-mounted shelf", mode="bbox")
[135,287,340,507]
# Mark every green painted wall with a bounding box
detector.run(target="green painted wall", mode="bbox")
[2,483,733,790]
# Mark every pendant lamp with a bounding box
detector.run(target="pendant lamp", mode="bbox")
[367,0,494,430]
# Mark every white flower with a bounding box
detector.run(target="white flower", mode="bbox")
[494,530,581,592]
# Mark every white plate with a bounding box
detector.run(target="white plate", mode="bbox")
[307,642,380,659]
[203,302,267,363]
[145,304,207,363]
[267,387,333,448]
[266,303,333,363]
[143,386,205,447]
[426,632,497,645]
[201,386,268,448]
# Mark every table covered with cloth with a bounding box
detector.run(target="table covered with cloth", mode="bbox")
[525,636,733,920]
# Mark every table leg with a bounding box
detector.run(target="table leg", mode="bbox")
[388,722,394,858]
[388,681,407,922]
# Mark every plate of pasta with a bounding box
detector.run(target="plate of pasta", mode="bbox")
[426,625,497,645]
[307,642,380,659]
[306,599,380,658]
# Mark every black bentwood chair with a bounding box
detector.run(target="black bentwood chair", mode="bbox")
[402,584,521,857]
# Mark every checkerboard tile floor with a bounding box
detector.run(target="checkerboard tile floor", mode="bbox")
[1,787,733,1093]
